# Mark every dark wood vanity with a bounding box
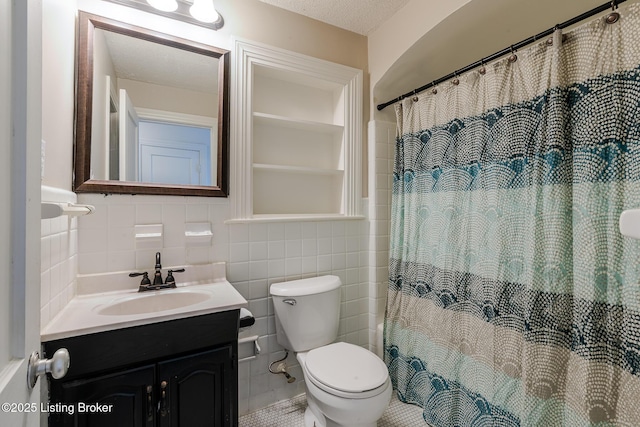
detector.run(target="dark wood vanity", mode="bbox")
[43,310,239,427]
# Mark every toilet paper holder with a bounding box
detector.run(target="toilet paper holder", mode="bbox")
[238,335,261,363]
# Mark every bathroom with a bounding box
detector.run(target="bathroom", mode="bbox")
[3,0,640,425]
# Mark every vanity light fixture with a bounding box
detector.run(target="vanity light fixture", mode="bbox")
[189,0,219,23]
[103,0,224,30]
[146,0,178,12]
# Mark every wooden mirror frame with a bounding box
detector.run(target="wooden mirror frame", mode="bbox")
[74,11,230,197]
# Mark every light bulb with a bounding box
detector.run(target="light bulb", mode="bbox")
[147,0,178,12]
[190,0,219,23]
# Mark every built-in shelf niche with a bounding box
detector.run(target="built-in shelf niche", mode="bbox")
[231,38,362,221]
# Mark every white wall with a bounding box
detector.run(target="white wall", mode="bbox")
[91,28,117,181]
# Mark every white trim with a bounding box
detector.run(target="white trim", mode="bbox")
[136,108,218,185]
[225,214,365,224]
[230,37,362,220]
[136,107,216,128]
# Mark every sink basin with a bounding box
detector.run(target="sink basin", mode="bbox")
[96,290,212,316]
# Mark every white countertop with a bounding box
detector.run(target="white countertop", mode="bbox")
[41,263,248,342]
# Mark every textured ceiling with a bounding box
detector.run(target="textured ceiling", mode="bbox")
[101,29,219,94]
[258,0,410,35]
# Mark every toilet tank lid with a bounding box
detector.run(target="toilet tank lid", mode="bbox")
[270,275,341,297]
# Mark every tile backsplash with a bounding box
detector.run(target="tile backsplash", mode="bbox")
[73,193,370,415]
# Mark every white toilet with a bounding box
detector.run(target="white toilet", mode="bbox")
[270,275,392,427]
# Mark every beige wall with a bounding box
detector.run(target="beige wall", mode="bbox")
[368,0,628,121]
[368,0,470,120]
[41,0,77,190]
[119,78,216,117]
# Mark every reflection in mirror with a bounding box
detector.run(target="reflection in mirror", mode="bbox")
[74,11,229,196]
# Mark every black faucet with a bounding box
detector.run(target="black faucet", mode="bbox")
[153,252,163,285]
[129,252,185,292]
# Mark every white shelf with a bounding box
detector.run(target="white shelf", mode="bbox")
[253,163,343,176]
[225,214,365,224]
[253,112,343,135]
[231,38,362,220]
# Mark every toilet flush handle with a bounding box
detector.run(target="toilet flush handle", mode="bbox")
[283,299,297,306]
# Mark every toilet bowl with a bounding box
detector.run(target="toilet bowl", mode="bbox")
[298,342,392,427]
[270,276,392,427]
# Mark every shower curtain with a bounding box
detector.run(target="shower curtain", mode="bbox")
[385,4,640,426]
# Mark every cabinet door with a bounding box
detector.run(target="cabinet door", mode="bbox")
[49,365,155,427]
[157,346,236,427]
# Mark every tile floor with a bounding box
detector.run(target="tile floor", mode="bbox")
[239,392,428,426]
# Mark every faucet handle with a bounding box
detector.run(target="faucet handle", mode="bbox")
[165,268,185,287]
[129,271,151,287]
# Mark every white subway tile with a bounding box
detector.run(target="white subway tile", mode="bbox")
[268,259,285,278]
[317,238,332,255]
[136,204,163,224]
[230,242,249,263]
[186,204,209,222]
[108,204,136,227]
[248,280,268,300]
[285,240,301,257]
[268,240,285,259]
[249,260,268,280]
[284,223,301,240]
[285,257,301,277]
[267,223,285,240]
[302,222,317,239]
[302,239,317,257]
[250,241,268,261]
[249,223,268,241]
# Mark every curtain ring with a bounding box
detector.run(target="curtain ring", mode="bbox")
[452,72,460,86]
[412,89,419,103]
[546,25,559,46]
[606,0,620,24]
[478,59,486,75]
[606,1,620,24]
[431,82,438,95]
[508,46,518,63]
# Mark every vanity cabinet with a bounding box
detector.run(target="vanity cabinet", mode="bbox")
[54,365,155,427]
[43,310,239,427]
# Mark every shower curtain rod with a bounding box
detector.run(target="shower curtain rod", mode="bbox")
[376,0,626,111]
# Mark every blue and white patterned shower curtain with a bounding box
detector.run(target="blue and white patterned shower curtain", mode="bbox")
[385,4,640,426]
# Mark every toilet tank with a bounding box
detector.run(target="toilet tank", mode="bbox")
[270,275,341,352]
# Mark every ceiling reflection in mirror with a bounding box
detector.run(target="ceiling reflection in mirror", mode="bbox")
[74,12,230,197]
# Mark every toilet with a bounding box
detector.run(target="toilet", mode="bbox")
[270,275,392,427]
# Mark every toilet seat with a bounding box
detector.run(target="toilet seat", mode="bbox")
[304,342,389,399]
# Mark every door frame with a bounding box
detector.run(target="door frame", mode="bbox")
[0,0,43,426]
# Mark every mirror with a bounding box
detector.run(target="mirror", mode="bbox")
[74,11,230,197]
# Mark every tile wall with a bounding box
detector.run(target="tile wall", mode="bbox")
[231,218,370,413]
[40,120,396,415]
[72,193,370,415]
[40,188,79,330]
[367,120,396,357]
